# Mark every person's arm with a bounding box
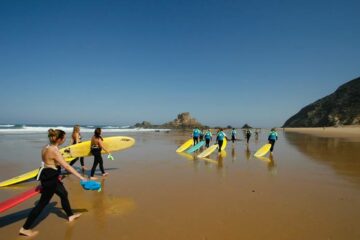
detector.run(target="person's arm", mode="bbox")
[75,133,80,144]
[53,150,86,181]
[98,139,110,154]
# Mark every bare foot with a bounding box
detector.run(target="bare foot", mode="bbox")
[102,172,109,177]
[90,177,98,180]
[68,213,82,222]
[19,227,39,237]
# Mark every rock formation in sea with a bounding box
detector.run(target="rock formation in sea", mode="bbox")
[162,112,204,129]
[134,112,205,129]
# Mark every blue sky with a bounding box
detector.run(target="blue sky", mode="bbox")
[0,0,359,127]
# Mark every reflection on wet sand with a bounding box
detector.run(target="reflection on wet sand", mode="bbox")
[231,146,236,161]
[177,150,227,170]
[91,180,136,217]
[177,152,196,161]
[245,145,251,160]
[254,154,277,175]
[285,131,360,186]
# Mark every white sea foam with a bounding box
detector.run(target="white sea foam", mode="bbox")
[0,125,170,134]
[0,124,15,127]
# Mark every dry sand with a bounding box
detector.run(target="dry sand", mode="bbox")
[284,126,360,138]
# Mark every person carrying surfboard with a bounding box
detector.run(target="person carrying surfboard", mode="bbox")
[199,129,204,142]
[192,127,201,145]
[268,128,278,153]
[204,129,212,148]
[19,129,87,237]
[69,125,86,171]
[216,129,227,152]
[90,128,111,180]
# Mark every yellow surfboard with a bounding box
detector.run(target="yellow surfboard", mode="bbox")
[0,157,75,187]
[60,136,135,158]
[254,144,271,157]
[220,138,227,151]
[176,138,194,153]
[197,144,218,158]
[197,138,227,158]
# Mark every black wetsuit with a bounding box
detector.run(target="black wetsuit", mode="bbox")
[193,136,199,145]
[70,134,84,167]
[23,167,73,230]
[269,139,276,152]
[205,138,211,147]
[246,132,251,143]
[90,146,105,177]
[218,140,223,152]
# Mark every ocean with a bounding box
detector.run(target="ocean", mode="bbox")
[0,124,170,134]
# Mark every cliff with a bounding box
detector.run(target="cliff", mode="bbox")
[283,76,360,127]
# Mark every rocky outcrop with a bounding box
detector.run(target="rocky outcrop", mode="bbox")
[134,112,204,129]
[283,76,360,127]
[162,112,204,129]
[242,124,253,129]
[134,121,154,128]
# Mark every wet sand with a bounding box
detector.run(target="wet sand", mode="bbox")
[1,130,360,239]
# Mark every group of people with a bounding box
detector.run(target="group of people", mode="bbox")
[192,127,278,153]
[19,125,278,237]
[69,125,110,179]
[192,128,228,153]
[19,126,111,237]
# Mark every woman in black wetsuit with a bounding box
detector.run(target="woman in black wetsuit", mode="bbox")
[89,128,110,180]
[69,125,86,171]
[19,129,86,237]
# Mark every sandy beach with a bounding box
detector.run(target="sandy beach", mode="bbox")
[284,126,360,138]
[1,129,360,239]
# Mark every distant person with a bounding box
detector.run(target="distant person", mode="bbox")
[216,129,227,153]
[192,127,201,145]
[255,129,259,138]
[19,129,86,237]
[231,128,237,143]
[90,128,110,180]
[204,129,212,148]
[199,129,204,142]
[246,129,252,144]
[268,128,278,153]
[69,125,86,171]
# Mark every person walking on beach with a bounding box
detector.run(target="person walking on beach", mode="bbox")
[192,127,201,145]
[255,129,259,140]
[69,125,86,171]
[216,129,227,153]
[231,128,237,143]
[19,129,86,237]
[204,129,212,148]
[268,128,278,153]
[199,129,204,142]
[90,128,110,180]
[246,129,252,144]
